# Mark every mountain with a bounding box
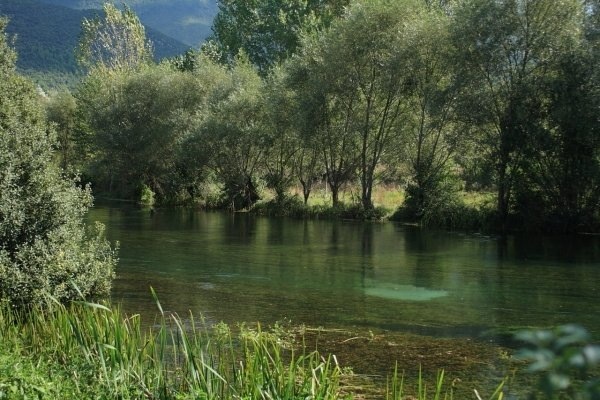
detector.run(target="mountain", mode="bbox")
[39,0,218,46]
[0,0,191,88]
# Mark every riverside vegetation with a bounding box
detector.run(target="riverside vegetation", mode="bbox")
[35,0,599,234]
[1,292,599,399]
[0,1,599,399]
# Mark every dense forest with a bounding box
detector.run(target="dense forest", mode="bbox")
[4,0,600,233]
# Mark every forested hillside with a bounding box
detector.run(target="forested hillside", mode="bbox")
[0,0,190,88]
[39,0,218,46]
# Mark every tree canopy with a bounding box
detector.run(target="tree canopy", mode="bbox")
[16,0,597,232]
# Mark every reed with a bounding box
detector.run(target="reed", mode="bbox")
[0,293,344,399]
[0,293,509,399]
[386,364,505,400]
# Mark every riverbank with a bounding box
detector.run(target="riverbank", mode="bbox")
[0,297,512,399]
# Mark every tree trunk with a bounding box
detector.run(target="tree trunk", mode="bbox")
[497,160,510,233]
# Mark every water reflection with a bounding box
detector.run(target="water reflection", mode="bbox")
[90,204,600,340]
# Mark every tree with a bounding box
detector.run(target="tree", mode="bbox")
[288,37,358,207]
[45,91,78,173]
[292,0,421,209]
[262,67,302,202]
[209,0,349,74]
[516,13,599,231]
[401,6,463,219]
[76,2,152,71]
[0,18,116,307]
[195,56,267,210]
[452,0,583,231]
[77,64,206,201]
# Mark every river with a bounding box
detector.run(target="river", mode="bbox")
[89,203,600,392]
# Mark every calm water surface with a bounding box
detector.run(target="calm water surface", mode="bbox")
[89,203,600,343]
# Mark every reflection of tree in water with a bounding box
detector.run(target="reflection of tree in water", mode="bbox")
[328,221,340,253]
[223,213,256,245]
[266,217,285,245]
[403,228,440,289]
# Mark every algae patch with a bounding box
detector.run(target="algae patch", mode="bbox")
[365,281,448,301]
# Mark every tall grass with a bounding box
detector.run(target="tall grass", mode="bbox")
[386,364,505,400]
[0,293,509,399]
[0,292,343,399]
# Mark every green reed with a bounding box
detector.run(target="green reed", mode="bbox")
[386,364,505,400]
[0,292,511,399]
[0,292,343,399]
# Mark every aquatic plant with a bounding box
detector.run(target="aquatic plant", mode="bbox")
[0,291,344,399]
[386,364,505,400]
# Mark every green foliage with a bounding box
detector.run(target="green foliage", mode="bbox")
[254,196,388,220]
[451,0,584,230]
[210,0,349,74]
[0,20,116,306]
[138,184,155,206]
[18,0,597,230]
[77,63,206,201]
[0,295,345,399]
[513,40,600,232]
[516,325,600,399]
[76,2,153,71]
[386,366,505,400]
[194,55,267,210]
[44,90,79,172]
[262,67,302,203]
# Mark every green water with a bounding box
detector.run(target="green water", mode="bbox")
[90,204,600,342]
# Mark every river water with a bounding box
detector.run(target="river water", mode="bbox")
[89,203,600,388]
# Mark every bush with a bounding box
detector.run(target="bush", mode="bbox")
[0,23,117,307]
[0,120,117,307]
[254,197,389,220]
[138,184,155,206]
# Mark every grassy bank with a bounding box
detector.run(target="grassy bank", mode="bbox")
[252,185,497,232]
[0,295,508,399]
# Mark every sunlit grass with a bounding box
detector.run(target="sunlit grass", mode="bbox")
[0,293,344,399]
[0,293,508,399]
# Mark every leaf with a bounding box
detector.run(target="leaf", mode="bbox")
[515,329,554,346]
[554,324,590,350]
[583,345,600,366]
[547,372,570,390]
[516,349,555,372]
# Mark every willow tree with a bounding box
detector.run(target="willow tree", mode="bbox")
[195,56,267,210]
[402,6,463,220]
[210,0,349,74]
[262,67,303,202]
[76,2,152,71]
[452,0,583,230]
[293,0,421,209]
[77,63,206,201]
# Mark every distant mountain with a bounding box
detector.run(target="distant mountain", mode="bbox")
[39,0,218,46]
[0,0,191,88]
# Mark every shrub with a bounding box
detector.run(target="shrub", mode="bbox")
[138,183,155,206]
[0,120,117,307]
[0,22,117,307]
